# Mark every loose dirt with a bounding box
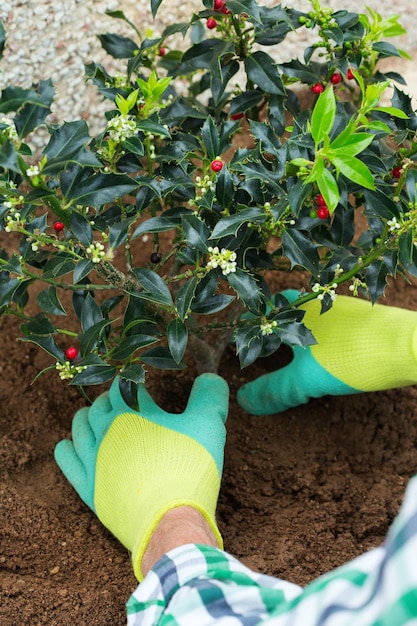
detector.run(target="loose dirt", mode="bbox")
[1,268,417,624]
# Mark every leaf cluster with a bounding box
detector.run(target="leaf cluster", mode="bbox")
[0,0,417,405]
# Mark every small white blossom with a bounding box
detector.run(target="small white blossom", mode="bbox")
[312,282,338,301]
[56,361,87,381]
[2,194,24,211]
[85,241,105,263]
[109,73,128,89]
[260,320,278,336]
[26,165,40,177]
[387,216,401,232]
[207,246,237,276]
[194,174,215,200]
[1,116,18,142]
[349,277,367,296]
[147,134,156,160]
[106,114,137,142]
[162,94,174,106]
[4,211,23,232]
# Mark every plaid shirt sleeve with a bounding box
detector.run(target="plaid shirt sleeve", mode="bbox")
[126,475,417,626]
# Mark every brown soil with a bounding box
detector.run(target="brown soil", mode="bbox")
[1,267,417,624]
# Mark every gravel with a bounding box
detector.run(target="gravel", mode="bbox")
[1,0,416,147]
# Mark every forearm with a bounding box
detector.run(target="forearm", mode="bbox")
[141,506,219,577]
[130,475,417,626]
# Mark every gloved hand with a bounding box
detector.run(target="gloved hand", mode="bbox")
[237,288,417,415]
[54,373,229,580]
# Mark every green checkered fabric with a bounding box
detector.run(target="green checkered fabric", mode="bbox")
[126,475,417,625]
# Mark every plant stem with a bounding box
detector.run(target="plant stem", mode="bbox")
[187,334,222,373]
[188,300,244,373]
[284,240,391,310]
[96,259,139,292]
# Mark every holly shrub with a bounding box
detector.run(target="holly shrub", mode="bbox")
[0,0,416,406]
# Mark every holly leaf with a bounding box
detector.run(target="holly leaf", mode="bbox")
[60,165,138,208]
[167,318,188,364]
[97,33,138,58]
[201,116,220,160]
[43,121,101,173]
[210,207,266,239]
[141,346,186,369]
[74,259,95,283]
[20,335,63,361]
[227,269,261,312]
[37,287,67,316]
[72,360,117,386]
[281,229,320,273]
[133,268,174,306]
[191,293,235,314]
[227,0,261,23]
[244,51,285,95]
[181,213,210,252]
[80,293,103,331]
[70,212,93,247]
[110,334,159,360]
[175,277,198,321]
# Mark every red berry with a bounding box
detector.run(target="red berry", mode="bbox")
[207,17,217,29]
[392,166,402,179]
[158,47,166,56]
[316,194,326,206]
[53,221,65,232]
[230,112,244,120]
[347,68,355,80]
[317,206,330,219]
[221,5,231,13]
[311,83,324,94]
[150,251,162,264]
[211,159,223,172]
[65,346,79,361]
[213,0,224,9]
[330,72,342,85]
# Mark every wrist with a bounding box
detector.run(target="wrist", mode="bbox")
[141,506,220,578]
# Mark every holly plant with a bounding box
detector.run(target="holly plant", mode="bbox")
[0,0,416,407]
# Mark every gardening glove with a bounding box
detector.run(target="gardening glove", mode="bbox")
[237,288,417,415]
[54,373,228,580]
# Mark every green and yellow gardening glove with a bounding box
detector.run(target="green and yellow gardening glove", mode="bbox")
[237,289,417,415]
[54,373,228,580]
